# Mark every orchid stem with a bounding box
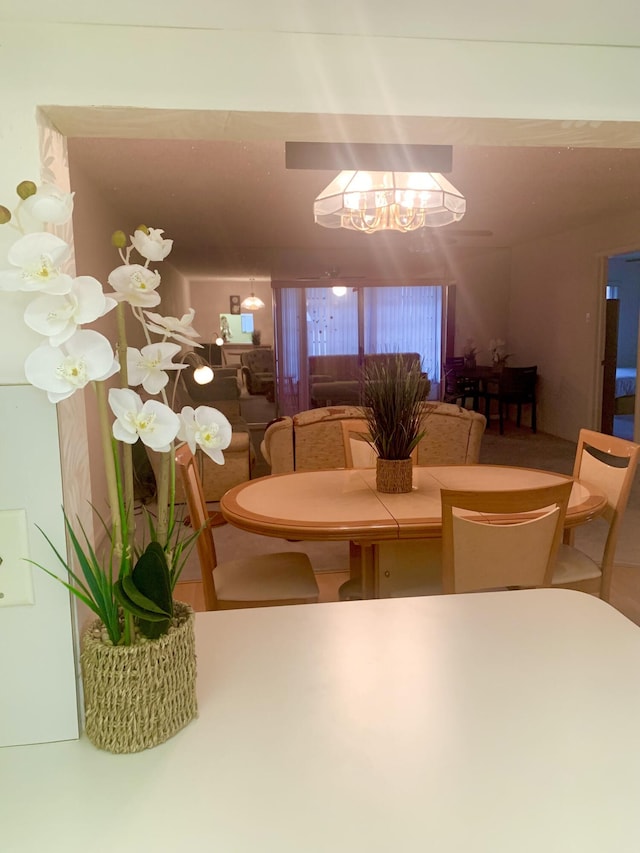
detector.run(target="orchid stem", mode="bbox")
[94,382,122,549]
[156,450,170,544]
[116,303,135,557]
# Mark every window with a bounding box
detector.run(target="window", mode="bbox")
[274,282,444,414]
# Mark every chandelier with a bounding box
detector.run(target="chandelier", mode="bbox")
[241,292,265,311]
[314,170,466,234]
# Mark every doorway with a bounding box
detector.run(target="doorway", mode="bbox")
[603,252,640,441]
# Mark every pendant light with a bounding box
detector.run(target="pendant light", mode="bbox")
[241,293,265,311]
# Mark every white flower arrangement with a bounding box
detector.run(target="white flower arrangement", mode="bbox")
[463,338,478,358]
[488,338,512,365]
[0,179,231,645]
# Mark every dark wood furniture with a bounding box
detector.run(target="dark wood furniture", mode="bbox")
[484,365,538,434]
[443,356,480,409]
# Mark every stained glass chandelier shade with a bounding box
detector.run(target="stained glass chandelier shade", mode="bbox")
[313,170,466,233]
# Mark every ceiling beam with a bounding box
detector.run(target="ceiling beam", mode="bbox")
[285,142,453,172]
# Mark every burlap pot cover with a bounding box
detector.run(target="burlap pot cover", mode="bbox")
[376,457,413,494]
[81,601,197,754]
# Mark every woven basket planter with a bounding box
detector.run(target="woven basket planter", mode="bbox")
[376,457,413,494]
[80,601,197,754]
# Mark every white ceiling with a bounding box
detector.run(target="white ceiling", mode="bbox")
[33,2,640,279]
[67,136,640,279]
[4,1,640,48]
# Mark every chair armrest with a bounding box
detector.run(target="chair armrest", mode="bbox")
[262,416,294,472]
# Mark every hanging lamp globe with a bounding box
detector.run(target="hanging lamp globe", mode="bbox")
[241,293,265,311]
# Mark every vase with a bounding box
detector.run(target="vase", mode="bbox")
[464,355,476,369]
[376,457,413,493]
[80,601,197,754]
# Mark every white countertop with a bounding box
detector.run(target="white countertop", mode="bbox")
[2,589,640,852]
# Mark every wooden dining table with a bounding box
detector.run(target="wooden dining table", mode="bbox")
[221,465,606,597]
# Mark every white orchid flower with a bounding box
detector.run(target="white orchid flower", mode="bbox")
[126,342,185,396]
[179,405,232,465]
[24,276,117,346]
[22,183,74,225]
[130,227,173,262]
[143,307,201,346]
[0,232,72,294]
[24,329,119,403]
[107,264,161,307]
[109,388,180,452]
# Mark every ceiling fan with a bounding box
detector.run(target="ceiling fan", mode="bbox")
[295,266,367,282]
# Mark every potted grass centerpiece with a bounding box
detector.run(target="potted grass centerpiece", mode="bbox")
[360,355,430,494]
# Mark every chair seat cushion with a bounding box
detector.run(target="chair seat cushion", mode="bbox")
[552,543,602,584]
[215,552,318,602]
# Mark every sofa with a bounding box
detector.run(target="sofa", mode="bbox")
[308,352,423,407]
[240,347,275,395]
[261,402,486,474]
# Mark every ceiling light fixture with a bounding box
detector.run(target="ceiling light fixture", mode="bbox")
[241,292,265,311]
[314,170,466,234]
[332,286,347,297]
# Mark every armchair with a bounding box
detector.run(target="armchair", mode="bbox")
[240,347,275,395]
[179,368,242,420]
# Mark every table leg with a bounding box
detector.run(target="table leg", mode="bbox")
[360,543,376,599]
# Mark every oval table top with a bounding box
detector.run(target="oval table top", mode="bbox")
[220,464,607,542]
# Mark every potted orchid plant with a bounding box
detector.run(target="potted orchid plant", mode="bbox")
[0,179,232,752]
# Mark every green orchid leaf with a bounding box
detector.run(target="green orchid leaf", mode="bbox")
[121,574,171,616]
[113,580,168,622]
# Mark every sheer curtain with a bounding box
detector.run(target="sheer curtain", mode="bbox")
[275,283,443,414]
[306,287,358,355]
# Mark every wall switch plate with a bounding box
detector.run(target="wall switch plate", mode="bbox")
[0,509,35,607]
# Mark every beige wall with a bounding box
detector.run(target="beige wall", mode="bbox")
[510,207,640,440]
[450,248,512,360]
[189,277,274,348]
[2,15,640,745]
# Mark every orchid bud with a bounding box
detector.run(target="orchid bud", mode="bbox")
[0,205,11,224]
[111,230,127,248]
[16,180,37,200]
[136,224,150,235]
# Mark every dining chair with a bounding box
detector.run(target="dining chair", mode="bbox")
[551,428,640,601]
[443,356,480,410]
[441,481,573,594]
[175,444,319,610]
[484,365,537,434]
[341,419,378,468]
[341,419,419,468]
